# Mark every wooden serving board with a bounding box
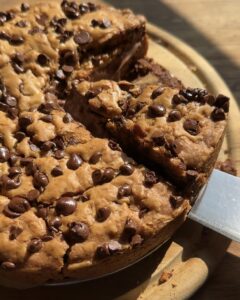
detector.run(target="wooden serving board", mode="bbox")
[0,1,239,299]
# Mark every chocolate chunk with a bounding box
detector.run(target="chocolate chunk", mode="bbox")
[33,172,49,189]
[40,115,53,123]
[56,197,77,216]
[27,238,42,254]
[51,166,63,177]
[152,134,166,146]
[63,113,73,123]
[96,240,121,259]
[1,261,16,270]
[144,170,158,187]
[21,3,30,12]
[120,163,135,175]
[8,167,21,178]
[118,184,132,198]
[41,141,56,152]
[151,87,164,99]
[130,234,143,247]
[19,115,32,129]
[27,189,40,202]
[67,153,83,170]
[169,195,184,209]
[183,119,200,135]
[0,146,9,162]
[148,104,166,117]
[167,110,181,122]
[67,222,89,243]
[54,150,65,160]
[74,30,92,45]
[96,207,111,222]
[10,35,24,45]
[215,94,229,112]
[8,196,30,214]
[37,54,49,66]
[108,140,121,151]
[9,226,23,240]
[89,151,102,164]
[15,131,26,142]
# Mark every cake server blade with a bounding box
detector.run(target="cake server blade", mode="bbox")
[189,169,240,242]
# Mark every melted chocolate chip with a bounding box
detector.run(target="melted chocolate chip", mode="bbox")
[67,222,89,243]
[118,184,132,198]
[0,146,9,162]
[51,166,63,177]
[56,197,77,216]
[96,240,121,259]
[119,163,135,175]
[151,87,164,99]
[148,104,166,117]
[89,151,102,164]
[27,189,40,202]
[67,153,83,170]
[167,110,181,122]
[96,207,111,222]
[183,119,200,135]
[37,54,49,66]
[8,196,30,214]
[9,225,23,240]
[33,172,49,189]
[144,170,158,187]
[74,30,92,45]
[27,238,42,254]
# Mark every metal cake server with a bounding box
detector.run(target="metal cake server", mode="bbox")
[189,169,240,242]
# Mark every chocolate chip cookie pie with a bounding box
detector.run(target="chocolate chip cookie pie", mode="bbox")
[0,1,228,289]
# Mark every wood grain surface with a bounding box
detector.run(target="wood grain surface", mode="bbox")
[0,0,239,299]
[105,1,240,299]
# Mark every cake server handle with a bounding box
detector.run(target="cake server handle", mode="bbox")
[189,169,240,242]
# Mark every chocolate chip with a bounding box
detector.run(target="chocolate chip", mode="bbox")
[15,131,25,142]
[120,163,135,175]
[108,140,121,151]
[41,235,53,242]
[40,115,53,123]
[102,168,115,183]
[74,30,92,45]
[92,169,103,185]
[0,31,10,41]
[85,88,102,99]
[15,20,28,28]
[62,4,80,19]
[29,142,39,152]
[8,167,21,178]
[151,87,164,99]
[0,12,7,25]
[1,261,16,270]
[79,3,89,14]
[0,102,8,113]
[8,107,18,120]
[123,218,137,239]
[20,157,33,167]
[54,150,65,160]
[8,196,30,214]
[167,140,182,156]
[148,104,166,117]
[27,189,40,202]
[130,234,143,247]
[21,3,30,12]
[118,184,132,198]
[5,95,17,107]
[0,146,9,162]
[89,151,102,164]
[61,50,77,66]
[19,115,32,129]
[169,195,184,209]
[152,134,165,146]
[36,13,48,26]
[67,222,89,243]
[3,206,21,218]
[56,197,77,216]
[67,153,83,170]
[49,217,62,230]
[10,35,24,45]
[36,206,48,219]
[215,94,229,112]
[91,19,100,27]
[96,240,121,259]
[41,141,56,152]
[144,171,158,187]
[8,154,18,166]
[167,110,181,122]
[51,166,63,177]
[33,172,49,189]
[9,226,23,240]
[55,69,66,81]
[62,65,74,73]
[27,238,42,254]
[78,194,89,202]
[183,119,200,135]
[100,18,111,29]
[0,174,21,190]
[37,54,49,66]
[96,207,111,222]
[63,113,72,123]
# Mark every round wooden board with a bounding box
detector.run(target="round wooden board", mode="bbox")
[0,1,239,300]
